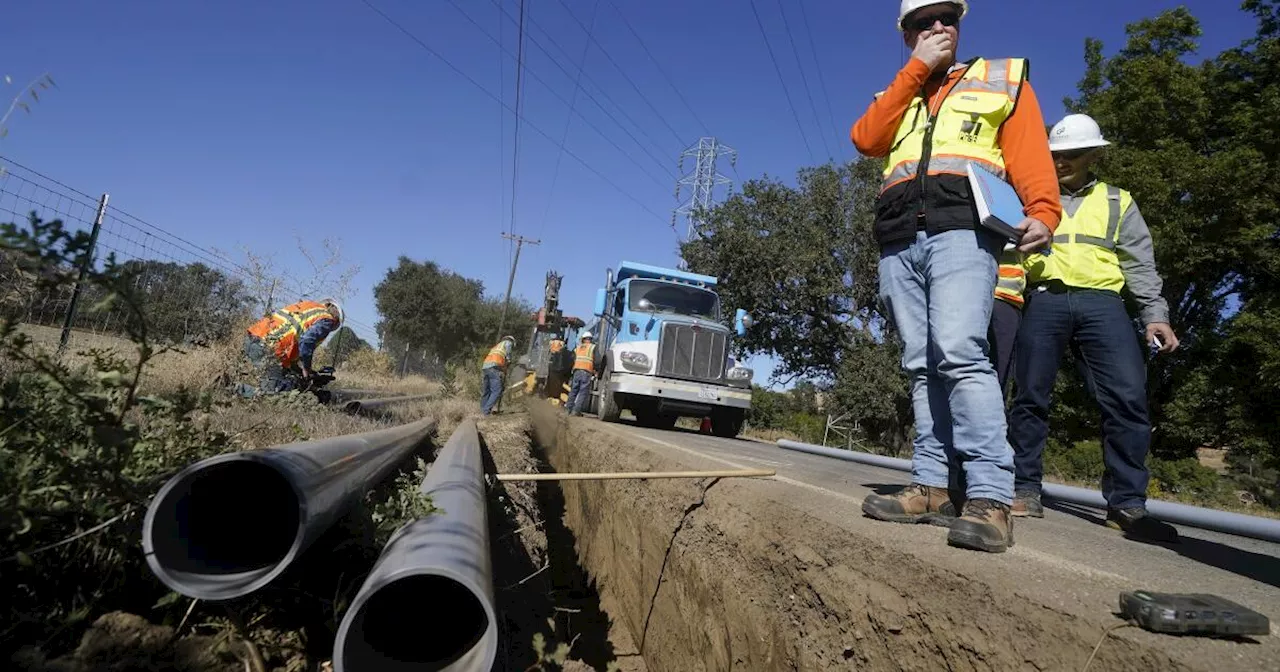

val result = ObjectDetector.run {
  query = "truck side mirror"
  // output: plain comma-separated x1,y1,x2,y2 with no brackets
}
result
735,309,752,337
593,289,607,317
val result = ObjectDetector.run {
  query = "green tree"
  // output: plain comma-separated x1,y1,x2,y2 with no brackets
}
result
1065,2,1280,475
682,159,912,448
374,257,487,363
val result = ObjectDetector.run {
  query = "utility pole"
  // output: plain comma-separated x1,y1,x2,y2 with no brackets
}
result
496,232,540,339
672,137,737,242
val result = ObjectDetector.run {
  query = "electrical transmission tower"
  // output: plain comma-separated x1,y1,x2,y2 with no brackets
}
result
672,137,737,241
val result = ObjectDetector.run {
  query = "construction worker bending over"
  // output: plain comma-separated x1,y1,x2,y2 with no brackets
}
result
1009,114,1180,542
243,298,343,395
566,332,602,416
851,0,1062,554
480,335,515,415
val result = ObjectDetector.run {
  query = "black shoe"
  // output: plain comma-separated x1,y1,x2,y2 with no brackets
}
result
1106,507,1179,543
1011,489,1044,518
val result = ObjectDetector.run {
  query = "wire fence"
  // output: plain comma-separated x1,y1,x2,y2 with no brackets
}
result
0,157,372,353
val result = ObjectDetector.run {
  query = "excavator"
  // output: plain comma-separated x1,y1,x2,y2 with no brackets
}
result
512,271,585,406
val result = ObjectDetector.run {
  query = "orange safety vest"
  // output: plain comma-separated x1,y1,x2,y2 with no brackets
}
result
573,343,596,374
483,341,510,370
994,263,1026,307
247,300,336,368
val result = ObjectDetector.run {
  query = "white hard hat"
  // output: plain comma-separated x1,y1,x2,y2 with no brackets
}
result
898,0,968,31
581,332,593,340
321,298,344,325
1048,114,1112,152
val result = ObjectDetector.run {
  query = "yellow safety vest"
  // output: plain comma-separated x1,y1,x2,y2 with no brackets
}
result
994,249,1026,307
573,343,596,374
482,341,510,370
1025,182,1130,293
881,57,1028,194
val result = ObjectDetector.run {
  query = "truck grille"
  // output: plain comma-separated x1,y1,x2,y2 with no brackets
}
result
657,322,727,382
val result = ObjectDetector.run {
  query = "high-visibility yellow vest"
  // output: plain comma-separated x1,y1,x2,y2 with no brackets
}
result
994,249,1026,307
1025,182,1130,293
247,300,336,367
483,341,510,370
573,343,596,374
881,58,1028,194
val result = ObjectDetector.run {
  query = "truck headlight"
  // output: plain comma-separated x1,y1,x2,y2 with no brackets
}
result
619,351,651,372
727,366,753,382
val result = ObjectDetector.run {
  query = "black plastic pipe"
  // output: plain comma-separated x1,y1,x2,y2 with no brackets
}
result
142,416,439,600
343,394,433,416
335,418,497,671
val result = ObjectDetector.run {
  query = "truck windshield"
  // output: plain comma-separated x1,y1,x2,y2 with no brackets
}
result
628,280,720,320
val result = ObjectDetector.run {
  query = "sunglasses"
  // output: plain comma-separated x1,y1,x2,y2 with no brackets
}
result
908,12,959,31
1052,148,1094,161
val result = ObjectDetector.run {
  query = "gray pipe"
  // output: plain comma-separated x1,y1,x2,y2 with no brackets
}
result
328,388,389,402
142,416,439,601
344,394,433,415
775,439,1280,544
334,417,497,672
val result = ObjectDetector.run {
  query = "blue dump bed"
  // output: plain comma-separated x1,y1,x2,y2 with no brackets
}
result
616,260,717,288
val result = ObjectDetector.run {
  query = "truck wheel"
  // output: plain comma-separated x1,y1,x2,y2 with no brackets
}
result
710,408,745,438
598,367,622,423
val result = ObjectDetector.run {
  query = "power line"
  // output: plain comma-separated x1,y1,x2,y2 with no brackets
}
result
549,0,689,147
448,0,676,186
796,0,846,161
748,0,816,163
509,0,528,241
357,0,669,224
499,0,508,263
539,0,602,233
604,0,712,137
773,0,832,161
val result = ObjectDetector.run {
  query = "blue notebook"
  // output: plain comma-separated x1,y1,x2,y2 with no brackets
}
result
967,162,1049,254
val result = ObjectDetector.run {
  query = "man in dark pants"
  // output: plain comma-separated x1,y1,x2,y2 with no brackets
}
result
990,248,1026,395
1009,114,1180,543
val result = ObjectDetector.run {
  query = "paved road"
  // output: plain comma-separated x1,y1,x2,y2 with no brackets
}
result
596,419,1280,658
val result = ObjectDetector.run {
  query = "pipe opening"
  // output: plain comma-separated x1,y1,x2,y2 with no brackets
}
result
342,575,490,671
150,461,300,577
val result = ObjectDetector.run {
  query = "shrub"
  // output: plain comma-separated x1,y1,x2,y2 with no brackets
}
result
1043,439,1107,485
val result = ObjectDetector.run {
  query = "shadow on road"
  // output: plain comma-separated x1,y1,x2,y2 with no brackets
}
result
1047,500,1280,590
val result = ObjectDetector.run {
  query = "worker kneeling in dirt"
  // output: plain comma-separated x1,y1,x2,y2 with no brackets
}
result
566,332,602,416
481,335,516,415
243,298,343,395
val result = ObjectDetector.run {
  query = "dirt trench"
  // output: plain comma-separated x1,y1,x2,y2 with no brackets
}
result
528,401,1200,672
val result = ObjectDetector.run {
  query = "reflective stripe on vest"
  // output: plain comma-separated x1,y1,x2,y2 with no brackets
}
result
573,343,596,373
247,300,333,366
1026,183,1129,293
994,249,1026,307
483,342,509,369
881,57,1027,194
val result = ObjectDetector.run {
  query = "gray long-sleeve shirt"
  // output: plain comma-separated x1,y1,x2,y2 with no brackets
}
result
1060,180,1171,325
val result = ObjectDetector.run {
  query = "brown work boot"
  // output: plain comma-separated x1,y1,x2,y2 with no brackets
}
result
1011,489,1044,518
947,499,1014,553
862,483,957,525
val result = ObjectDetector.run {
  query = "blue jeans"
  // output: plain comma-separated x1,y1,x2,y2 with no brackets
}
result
567,369,593,414
480,367,503,415
879,229,1013,504
243,335,293,394
1010,285,1151,509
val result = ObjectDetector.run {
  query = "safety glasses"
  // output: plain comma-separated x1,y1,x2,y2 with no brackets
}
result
908,12,959,31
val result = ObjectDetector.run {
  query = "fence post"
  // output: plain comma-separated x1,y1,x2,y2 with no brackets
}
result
57,193,109,356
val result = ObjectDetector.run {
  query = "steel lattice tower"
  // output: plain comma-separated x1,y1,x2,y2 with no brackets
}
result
672,137,737,241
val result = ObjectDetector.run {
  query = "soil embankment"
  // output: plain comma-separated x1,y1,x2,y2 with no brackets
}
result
530,401,1211,671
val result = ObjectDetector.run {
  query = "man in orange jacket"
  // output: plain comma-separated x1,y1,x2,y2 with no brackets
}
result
851,0,1061,553
244,298,343,394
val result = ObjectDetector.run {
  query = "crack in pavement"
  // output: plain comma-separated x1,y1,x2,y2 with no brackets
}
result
639,476,722,653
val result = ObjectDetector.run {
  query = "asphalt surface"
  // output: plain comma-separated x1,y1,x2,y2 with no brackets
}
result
592,418,1280,669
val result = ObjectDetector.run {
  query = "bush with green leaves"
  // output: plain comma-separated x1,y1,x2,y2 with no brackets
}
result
0,213,233,655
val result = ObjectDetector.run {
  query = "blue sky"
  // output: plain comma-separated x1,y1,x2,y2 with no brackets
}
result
1,0,1258,386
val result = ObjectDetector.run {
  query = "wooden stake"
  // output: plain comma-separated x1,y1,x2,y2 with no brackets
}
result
494,468,775,482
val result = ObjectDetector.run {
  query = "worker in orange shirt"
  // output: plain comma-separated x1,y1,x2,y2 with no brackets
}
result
243,298,343,394
851,0,1062,553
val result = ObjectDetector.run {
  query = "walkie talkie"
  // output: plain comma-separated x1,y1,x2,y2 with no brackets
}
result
1119,591,1270,637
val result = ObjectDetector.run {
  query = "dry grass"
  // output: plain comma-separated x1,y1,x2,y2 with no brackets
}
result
742,426,806,443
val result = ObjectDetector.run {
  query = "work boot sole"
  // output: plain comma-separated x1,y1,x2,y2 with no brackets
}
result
1010,509,1044,518
947,527,1013,553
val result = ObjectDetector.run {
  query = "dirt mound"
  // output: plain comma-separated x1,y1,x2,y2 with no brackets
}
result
12,612,250,672
531,402,1197,672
